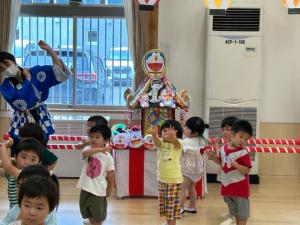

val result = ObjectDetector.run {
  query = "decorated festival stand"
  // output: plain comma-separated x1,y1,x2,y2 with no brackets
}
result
109,49,207,198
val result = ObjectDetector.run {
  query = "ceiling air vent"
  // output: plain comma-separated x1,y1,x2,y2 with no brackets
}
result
213,8,260,32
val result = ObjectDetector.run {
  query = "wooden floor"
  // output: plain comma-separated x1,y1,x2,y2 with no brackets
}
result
0,176,299,225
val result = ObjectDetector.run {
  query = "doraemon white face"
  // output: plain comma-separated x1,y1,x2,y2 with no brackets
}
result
128,131,144,148
142,49,166,78
143,134,155,150
113,133,129,149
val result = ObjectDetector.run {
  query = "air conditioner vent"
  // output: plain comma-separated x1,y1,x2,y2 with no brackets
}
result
213,8,260,32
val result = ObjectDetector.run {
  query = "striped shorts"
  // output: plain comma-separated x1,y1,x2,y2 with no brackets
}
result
158,181,181,220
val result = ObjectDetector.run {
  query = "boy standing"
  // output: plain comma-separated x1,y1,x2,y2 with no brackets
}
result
77,124,115,225
208,120,253,225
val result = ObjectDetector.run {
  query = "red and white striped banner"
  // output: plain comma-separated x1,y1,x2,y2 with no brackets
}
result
208,137,300,146
206,146,300,154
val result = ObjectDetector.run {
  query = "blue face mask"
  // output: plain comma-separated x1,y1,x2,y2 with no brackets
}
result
2,63,19,78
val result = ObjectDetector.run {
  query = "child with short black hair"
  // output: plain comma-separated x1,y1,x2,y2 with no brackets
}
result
148,120,183,225
1,138,43,208
0,165,59,225
77,124,115,225
179,116,208,215
208,119,253,225
77,115,109,150
18,123,58,170
8,175,59,225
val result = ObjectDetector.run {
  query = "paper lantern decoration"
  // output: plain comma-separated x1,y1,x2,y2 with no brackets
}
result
282,0,300,8
203,0,233,9
135,0,160,11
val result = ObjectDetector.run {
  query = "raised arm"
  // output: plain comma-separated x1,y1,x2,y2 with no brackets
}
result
0,138,20,178
165,127,181,150
147,126,161,148
38,40,63,70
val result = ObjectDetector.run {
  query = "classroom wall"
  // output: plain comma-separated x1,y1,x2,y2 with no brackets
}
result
158,0,300,175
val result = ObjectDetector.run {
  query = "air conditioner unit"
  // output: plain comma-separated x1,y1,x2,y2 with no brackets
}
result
204,0,263,184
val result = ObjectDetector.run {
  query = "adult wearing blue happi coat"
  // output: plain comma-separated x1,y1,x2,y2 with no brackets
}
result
0,40,72,153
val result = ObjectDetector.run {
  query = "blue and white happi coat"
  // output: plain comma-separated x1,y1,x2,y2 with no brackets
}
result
0,63,72,139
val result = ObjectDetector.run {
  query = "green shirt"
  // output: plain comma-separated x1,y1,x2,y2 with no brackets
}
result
157,139,183,184
41,146,58,167
5,172,17,208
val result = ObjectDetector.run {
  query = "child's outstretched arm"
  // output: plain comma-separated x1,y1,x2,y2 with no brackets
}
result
106,170,115,197
148,126,161,148
0,138,20,178
82,146,111,157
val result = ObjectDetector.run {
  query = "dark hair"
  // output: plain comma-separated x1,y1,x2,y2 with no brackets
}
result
17,165,59,194
0,52,16,64
89,124,111,140
15,138,43,161
231,120,253,137
185,117,209,137
18,175,59,212
160,120,183,139
19,123,45,146
221,116,239,128
87,115,108,126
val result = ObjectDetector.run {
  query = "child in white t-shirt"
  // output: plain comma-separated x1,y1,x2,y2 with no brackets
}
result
77,124,115,225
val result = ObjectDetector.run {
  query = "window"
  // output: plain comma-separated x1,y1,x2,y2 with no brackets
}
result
15,28,20,40
87,30,98,42
13,1,133,108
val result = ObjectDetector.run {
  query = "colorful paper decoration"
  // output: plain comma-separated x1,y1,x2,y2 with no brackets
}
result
203,0,233,9
142,49,166,79
282,0,300,8
143,134,155,150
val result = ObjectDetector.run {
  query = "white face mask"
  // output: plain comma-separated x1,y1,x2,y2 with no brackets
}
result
2,64,19,78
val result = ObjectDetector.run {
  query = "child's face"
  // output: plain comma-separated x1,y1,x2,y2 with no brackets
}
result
221,125,232,141
86,121,96,134
89,132,107,148
230,131,250,148
183,126,192,138
16,151,40,170
20,195,50,225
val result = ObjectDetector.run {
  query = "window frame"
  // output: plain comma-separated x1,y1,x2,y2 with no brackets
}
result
18,3,129,111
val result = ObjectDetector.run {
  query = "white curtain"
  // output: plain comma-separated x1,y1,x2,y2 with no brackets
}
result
8,0,22,50
124,0,148,91
124,0,135,66
0,0,21,51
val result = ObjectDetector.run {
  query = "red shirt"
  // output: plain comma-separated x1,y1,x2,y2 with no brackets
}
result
218,144,252,198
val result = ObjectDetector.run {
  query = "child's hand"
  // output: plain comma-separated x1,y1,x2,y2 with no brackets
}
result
206,149,217,160
147,126,158,136
164,127,177,141
4,138,13,148
231,161,239,168
75,138,89,149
